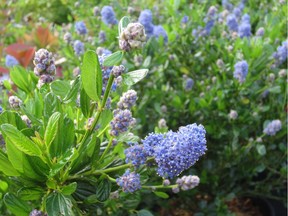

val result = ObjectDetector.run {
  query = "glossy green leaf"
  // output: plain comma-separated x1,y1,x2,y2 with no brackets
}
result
118,16,131,36
4,193,32,216
137,209,154,216
80,87,91,118
44,112,61,147
1,124,42,157
62,182,77,195
46,192,74,216
18,187,44,201
122,69,149,86
256,145,266,156
0,111,27,130
81,50,102,102
0,151,20,176
10,66,32,93
95,178,111,202
50,80,71,99
63,76,81,104
153,191,169,199
44,93,62,125
103,51,123,67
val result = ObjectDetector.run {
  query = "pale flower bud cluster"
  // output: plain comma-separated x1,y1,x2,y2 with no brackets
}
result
119,23,146,52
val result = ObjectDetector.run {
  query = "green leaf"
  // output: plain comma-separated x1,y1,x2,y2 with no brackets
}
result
153,191,169,199
44,93,62,125
62,182,77,195
0,111,27,130
81,50,102,102
44,112,61,147
46,192,74,216
137,209,154,216
0,180,8,192
103,51,123,67
256,145,266,156
10,66,32,93
95,178,111,202
1,124,42,157
50,80,71,99
4,193,32,216
118,16,131,36
122,69,149,86
18,187,44,201
80,88,91,118
0,151,20,176
268,86,281,94
63,76,81,104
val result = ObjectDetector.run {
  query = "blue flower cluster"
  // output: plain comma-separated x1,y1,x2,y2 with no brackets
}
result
117,90,138,109
138,9,168,42
73,40,84,56
112,65,125,78
233,60,248,83
116,169,141,193
142,124,207,178
101,6,118,26
226,14,238,32
184,77,194,91
98,30,106,44
124,143,147,168
5,55,19,67
110,109,136,136
9,96,22,108
238,13,251,38
181,15,189,24
29,209,46,216
263,120,282,136
175,175,200,191
272,41,288,67
75,21,88,35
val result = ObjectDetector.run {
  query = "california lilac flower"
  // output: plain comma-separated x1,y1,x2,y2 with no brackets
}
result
93,6,100,16
21,115,31,128
175,175,200,191
116,169,141,193
75,21,87,35
143,124,207,178
238,22,251,38
101,6,118,25
5,55,19,67
222,0,233,11
73,40,84,56
138,9,154,37
233,7,242,18
142,133,164,157
110,109,136,136
229,110,238,120
112,65,125,78
63,32,72,44
9,96,22,108
158,118,167,128
153,25,168,43
226,14,238,32
181,15,189,24
29,209,47,216
98,30,106,43
233,60,248,83
163,179,170,186
241,14,250,23
96,47,112,56
272,41,288,67
125,143,147,168
119,23,146,51
0,106,3,114
255,27,265,36
117,90,138,109
263,120,282,136
184,77,194,91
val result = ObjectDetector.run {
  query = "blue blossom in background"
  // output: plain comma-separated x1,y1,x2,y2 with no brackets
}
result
101,6,118,25
272,41,288,67
138,9,154,37
153,25,168,43
73,40,84,56
226,14,238,32
238,22,251,38
98,30,106,43
117,90,138,110
125,143,147,168
222,0,233,11
116,169,141,193
241,14,250,23
75,21,87,35
110,109,136,136
181,15,189,24
143,124,207,178
0,106,3,114
184,77,194,91
5,55,19,67
263,120,282,136
233,60,248,83
112,65,125,78
233,7,242,18
256,27,265,36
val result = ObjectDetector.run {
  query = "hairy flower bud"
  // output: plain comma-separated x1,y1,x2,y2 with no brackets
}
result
9,96,22,108
119,23,146,52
